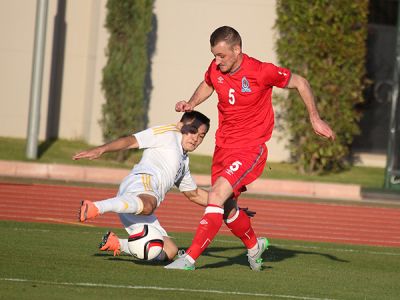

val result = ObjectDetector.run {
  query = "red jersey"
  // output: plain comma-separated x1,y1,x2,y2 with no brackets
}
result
204,54,291,148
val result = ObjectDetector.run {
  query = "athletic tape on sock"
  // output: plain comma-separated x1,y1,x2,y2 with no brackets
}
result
225,209,240,224
135,197,144,215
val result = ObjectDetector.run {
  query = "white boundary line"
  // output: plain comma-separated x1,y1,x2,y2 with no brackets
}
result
1,278,336,300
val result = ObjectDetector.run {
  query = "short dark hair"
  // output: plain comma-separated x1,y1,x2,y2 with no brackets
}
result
210,26,242,48
180,111,210,134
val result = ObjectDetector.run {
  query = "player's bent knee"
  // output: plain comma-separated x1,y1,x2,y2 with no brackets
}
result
138,194,157,215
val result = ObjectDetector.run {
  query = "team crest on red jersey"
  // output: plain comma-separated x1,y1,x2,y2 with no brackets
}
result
241,77,251,92
217,76,224,84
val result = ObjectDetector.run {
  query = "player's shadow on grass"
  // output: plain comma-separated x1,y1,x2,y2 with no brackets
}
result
93,253,169,266
93,244,349,269
266,245,349,263
198,244,349,269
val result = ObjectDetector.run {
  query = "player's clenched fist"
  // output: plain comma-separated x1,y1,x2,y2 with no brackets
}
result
175,101,194,112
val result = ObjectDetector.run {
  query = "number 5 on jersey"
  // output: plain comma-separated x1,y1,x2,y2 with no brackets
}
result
229,88,235,105
226,160,242,175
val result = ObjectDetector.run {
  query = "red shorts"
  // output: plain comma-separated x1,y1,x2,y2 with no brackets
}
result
211,144,268,198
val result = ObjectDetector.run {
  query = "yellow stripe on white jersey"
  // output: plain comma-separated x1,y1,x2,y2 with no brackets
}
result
152,124,179,135
141,174,153,192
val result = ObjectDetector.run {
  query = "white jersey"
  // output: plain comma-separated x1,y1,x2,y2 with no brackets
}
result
125,124,197,201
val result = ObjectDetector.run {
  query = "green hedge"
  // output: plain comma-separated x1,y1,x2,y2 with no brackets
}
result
101,0,153,160
275,1,368,173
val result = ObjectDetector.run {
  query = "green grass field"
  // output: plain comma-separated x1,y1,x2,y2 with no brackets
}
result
1,220,399,300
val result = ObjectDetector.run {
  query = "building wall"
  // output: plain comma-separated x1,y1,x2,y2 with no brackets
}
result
0,0,290,161
0,0,107,145
149,0,289,160
0,0,41,140
0,0,382,166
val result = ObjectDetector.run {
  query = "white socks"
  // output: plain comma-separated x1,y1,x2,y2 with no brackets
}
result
119,238,131,255
94,194,143,214
186,255,195,264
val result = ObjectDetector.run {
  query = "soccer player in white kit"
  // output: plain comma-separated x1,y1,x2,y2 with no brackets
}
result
73,111,210,261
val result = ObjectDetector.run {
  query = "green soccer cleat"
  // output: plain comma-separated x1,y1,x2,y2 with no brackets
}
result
164,252,195,270
247,237,269,271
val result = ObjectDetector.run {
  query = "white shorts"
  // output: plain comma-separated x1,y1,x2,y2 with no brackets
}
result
117,173,162,206
117,173,167,236
118,213,168,237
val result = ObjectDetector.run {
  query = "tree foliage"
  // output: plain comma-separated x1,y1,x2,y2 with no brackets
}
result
101,0,153,161
275,1,369,173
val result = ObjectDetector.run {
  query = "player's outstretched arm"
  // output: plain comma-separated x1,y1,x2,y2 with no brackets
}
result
286,73,336,140
175,81,214,112
72,135,139,161
182,188,209,207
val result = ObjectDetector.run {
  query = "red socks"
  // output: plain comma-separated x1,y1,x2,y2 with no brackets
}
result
225,209,257,249
186,204,223,260
186,205,257,261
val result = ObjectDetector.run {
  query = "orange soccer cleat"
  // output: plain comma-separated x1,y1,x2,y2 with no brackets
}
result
79,200,100,222
99,231,121,256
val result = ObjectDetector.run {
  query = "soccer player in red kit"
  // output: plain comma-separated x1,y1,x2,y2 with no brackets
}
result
165,26,335,271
